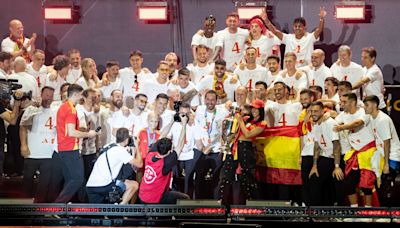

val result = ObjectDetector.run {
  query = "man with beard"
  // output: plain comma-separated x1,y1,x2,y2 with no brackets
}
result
151,93,175,132
265,55,281,86
298,89,316,206
300,49,332,95
187,45,215,84
308,101,341,206
20,87,57,202
195,59,240,103
142,61,170,104
261,7,326,67
194,90,228,198
99,89,124,147
1,19,36,61
100,60,122,101
66,49,82,84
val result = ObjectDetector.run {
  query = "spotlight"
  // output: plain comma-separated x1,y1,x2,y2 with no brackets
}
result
43,5,80,23
137,1,169,22
235,0,267,20
335,0,371,22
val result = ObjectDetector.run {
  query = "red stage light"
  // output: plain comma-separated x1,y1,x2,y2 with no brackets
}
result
237,7,265,20
138,7,168,20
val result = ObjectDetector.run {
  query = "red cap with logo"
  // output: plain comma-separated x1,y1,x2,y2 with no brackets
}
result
250,99,265,109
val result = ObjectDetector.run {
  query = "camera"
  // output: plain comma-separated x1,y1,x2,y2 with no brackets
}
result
127,136,135,147
106,186,122,204
173,100,183,122
0,79,32,100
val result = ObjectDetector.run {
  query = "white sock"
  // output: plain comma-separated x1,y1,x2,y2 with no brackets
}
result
350,204,358,207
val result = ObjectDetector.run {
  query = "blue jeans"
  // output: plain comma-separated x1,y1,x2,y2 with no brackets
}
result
54,150,85,203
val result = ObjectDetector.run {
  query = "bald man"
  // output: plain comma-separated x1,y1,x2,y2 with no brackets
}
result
1,19,36,61
299,49,332,95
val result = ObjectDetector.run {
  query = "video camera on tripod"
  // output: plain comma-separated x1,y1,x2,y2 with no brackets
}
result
0,78,32,100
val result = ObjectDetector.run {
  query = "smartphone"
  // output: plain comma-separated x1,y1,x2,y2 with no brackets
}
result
95,126,102,132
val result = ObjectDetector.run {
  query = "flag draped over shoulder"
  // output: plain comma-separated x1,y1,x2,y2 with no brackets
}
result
255,125,302,185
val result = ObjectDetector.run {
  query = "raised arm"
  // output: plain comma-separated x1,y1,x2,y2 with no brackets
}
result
314,7,327,39
260,9,283,40
175,115,188,157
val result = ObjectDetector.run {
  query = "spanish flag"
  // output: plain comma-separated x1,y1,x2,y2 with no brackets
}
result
255,125,302,185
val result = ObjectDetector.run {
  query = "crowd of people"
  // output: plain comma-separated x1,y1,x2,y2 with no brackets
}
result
0,7,399,209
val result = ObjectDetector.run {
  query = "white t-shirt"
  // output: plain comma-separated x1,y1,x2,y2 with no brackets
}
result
100,77,123,100
1,37,31,53
168,123,200,161
313,118,340,158
300,64,332,94
274,71,308,97
282,32,318,67
109,110,149,140
76,104,99,155
86,145,133,187
26,63,48,91
159,109,175,132
195,74,241,102
233,65,267,90
195,105,229,153
363,64,386,109
301,126,315,156
141,78,169,104
76,77,96,90
100,107,118,147
216,28,249,71
186,63,214,84
368,111,400,162
270,102,303,127
45,73,67,101
66,67,82,84
191,32,219,56
266,71,280,87
335,108,375,151
245,34,281,65
22,106,57,159
120,68,154,98
168,82,200,107
8,72,39,100
330,62,363,97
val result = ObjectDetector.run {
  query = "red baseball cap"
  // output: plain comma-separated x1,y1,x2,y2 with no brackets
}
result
250,99,265,109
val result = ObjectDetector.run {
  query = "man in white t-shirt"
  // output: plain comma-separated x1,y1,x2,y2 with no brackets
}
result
353,47,386,110
100,60,123,101
234,47,267,97
66,49,82,84
0,51,12,79
142,61,170,104
262,7,326,67
330,45,363,98
86,128,142,204
1,19,36,61
151,93,175,132
186,45,214,84
26,49,48,91
300,49,331,93
334,92,380,208
45,55,70,101
118,51,154,104
166,103,203,197
191,15,219,64
319,77,340,110
9,57,39,100
363,95,400,206
194,90,228,198
308,101,342,206
100,90,123,147
271,81,303,127
195,59,241,103
214,12,249,71
274,52,308,101
168,68,200,109
20,86,57,203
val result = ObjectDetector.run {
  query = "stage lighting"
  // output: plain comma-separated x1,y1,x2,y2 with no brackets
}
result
335,1,366,20
137,1,168,21
43,5,81,23
235,0,267,20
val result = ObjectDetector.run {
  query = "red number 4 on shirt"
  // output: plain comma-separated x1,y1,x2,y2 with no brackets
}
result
232,42,240,53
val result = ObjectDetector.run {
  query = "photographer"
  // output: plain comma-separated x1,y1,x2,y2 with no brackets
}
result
86,128,142,204
138,115,191,204
0,90,22,177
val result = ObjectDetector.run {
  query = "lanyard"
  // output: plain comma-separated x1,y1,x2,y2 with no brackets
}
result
205,108,216,138
146,128,156,147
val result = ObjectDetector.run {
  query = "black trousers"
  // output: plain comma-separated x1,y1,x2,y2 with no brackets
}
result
217,141,259,205
194,152,222,199
0,137,5,175
301,156,313,206
23,158,53,203
82,153,96,181
173,149,202,198
308,157,335,206
6,113,24,175
48,152,64,202
334,155,346,206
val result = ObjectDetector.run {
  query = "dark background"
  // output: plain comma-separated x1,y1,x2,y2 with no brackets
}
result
0,0,399,83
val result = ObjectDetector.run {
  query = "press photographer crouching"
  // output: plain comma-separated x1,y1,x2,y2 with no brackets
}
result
86,128,142,204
